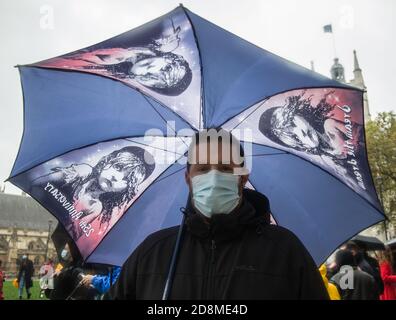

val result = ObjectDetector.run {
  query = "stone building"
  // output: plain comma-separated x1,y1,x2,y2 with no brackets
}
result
0,192,57,275
329,51,395,241
330,50,371,122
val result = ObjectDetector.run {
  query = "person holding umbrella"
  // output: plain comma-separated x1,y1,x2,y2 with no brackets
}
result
0,260,4,300
107,128,329,300
7,5,386,298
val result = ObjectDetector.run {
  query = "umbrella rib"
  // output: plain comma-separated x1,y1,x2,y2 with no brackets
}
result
124,138,186,156
182,6,205,129
215,87,384,220
23,65,199,131
217,86,363,130
249,142,386,219
227,98,269,132
183,9,358,93
140,93,191,148
245,152,286,158
152,166,187,185
320,218,386,267
84,154,186,263
7,134,171,181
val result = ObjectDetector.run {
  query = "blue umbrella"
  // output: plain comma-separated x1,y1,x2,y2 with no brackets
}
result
8,5,384,267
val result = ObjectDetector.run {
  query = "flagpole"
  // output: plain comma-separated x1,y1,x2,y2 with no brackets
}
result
324,24,337,58
331,31,337,58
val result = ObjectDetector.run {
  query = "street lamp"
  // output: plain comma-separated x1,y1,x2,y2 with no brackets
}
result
44,220,53,261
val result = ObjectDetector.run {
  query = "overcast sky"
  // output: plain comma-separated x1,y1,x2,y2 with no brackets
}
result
1,0,395,194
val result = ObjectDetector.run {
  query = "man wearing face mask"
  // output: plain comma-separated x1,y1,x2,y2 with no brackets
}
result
108,128,328,300
50,244,100,300
50,244,77,300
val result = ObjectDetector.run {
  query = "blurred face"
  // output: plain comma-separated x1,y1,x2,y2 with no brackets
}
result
98,164,128,193
185,139,249,218
130,57,186,88
273,109,319,151
185,141,248,193
131,57,168,75
61,246,70,261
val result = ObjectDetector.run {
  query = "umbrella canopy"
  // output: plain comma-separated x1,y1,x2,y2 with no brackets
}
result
8,5,384,266
352,235,385,251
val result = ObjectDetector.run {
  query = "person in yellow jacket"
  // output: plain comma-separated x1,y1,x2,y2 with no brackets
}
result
319,264,341,300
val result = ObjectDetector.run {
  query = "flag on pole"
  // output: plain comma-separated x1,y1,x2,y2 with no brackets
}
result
323,24,333,33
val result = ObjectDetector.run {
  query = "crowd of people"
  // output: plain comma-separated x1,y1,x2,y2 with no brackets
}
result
321,241,396,300
0,238,394,301
0,226,121,301
0,250,120,300
1,240,394,300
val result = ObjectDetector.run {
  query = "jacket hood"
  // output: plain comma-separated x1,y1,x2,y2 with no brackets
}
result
242,188,271,224
319,264,327,278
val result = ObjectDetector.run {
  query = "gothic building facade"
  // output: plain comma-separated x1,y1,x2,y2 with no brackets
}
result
0,192,57,275
328,51,395,242
330,50,371,122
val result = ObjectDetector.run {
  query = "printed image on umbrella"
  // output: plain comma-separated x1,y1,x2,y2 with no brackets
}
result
7,5,385,267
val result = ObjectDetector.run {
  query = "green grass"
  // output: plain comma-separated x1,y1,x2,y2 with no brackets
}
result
3,280,48,300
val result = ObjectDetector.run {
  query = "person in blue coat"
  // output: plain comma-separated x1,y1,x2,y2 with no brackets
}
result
81,266,121,295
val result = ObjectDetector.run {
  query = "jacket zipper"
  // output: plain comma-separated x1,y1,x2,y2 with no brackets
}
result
206,239,216,299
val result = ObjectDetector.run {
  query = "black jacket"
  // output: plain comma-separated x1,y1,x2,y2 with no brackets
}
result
18,259,34,289
49,262,107,300
364,254,384,296
330,267,377,300
108,189,329,300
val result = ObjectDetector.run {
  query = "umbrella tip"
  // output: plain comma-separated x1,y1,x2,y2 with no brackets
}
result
179,3,184,7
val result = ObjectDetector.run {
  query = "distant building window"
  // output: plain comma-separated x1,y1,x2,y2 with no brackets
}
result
28,241,35,250
0,236,8,251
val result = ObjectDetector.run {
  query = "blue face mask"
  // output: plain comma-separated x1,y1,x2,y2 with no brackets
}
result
191,170,241,218
61,249,69,260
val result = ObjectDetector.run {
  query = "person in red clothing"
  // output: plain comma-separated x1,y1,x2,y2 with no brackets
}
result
0,260,5,300
378,247,396,300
